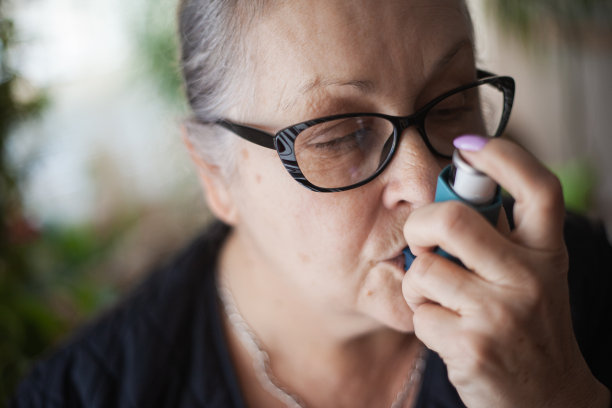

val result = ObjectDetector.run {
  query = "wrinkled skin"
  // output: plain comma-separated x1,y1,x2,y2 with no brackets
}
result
189,0,611,406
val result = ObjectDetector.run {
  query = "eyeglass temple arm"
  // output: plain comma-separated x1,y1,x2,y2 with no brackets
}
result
477,69,516,137
478,68,515,94
217,120,276,149
477,69,494,78
497,80,515,136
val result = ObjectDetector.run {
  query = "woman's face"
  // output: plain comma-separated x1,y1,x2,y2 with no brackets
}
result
224,0,475,332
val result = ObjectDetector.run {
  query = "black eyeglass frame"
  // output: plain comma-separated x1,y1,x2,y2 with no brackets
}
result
214,69,515,192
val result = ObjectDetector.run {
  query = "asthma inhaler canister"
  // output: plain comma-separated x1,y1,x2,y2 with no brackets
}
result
403,150,503,270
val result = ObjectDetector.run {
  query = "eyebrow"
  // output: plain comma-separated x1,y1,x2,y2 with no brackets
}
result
299,77,375,95
281,38,473,111
279,77,375,111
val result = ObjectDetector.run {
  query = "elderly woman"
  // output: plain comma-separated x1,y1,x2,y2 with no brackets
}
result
11,0,612,407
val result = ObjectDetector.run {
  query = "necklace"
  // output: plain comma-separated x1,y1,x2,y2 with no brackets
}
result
218,283,427,408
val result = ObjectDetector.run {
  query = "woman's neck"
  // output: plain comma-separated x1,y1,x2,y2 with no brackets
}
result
218,228,423,407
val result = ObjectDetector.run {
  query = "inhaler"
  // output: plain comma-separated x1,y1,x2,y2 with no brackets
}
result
403,150,502,270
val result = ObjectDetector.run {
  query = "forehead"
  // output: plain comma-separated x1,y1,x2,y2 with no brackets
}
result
245,0,473,124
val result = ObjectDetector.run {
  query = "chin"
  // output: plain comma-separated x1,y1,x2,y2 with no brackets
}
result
357,294,416,333
355,264,414,332
378,309,416,333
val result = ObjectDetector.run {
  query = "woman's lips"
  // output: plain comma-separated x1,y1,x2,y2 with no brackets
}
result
386,253,406,271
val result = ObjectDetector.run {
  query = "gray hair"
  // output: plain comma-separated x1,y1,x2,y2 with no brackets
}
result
178,0,268,177
177,0,473,177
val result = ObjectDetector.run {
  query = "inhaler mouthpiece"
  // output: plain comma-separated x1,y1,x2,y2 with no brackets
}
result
450,150,497,205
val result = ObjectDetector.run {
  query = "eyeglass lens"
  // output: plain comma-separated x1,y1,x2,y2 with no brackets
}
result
294,83,505,189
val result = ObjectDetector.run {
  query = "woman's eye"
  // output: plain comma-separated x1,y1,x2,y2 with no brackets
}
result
311,128,370,151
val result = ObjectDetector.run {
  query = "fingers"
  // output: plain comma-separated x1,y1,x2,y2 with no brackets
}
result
460,138,565,251
401,138,576,408
411,302,461,354
403,200,519,284
402,251,485,315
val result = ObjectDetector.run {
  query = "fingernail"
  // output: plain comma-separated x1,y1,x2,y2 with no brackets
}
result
453,134,489,152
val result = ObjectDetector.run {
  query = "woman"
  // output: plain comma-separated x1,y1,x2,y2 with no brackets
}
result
11,0,612,407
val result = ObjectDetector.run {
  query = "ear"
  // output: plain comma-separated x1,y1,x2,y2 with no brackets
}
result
181,125,239,225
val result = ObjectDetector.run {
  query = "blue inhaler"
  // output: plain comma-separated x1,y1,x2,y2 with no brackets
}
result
403,150,502,270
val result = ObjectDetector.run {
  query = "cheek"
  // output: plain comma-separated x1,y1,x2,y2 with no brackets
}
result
233,145,416,328
234,145,379,280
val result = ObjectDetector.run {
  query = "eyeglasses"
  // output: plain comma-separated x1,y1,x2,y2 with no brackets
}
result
213,70,515,192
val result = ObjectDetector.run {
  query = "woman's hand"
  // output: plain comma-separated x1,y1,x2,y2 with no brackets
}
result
401,138,611,408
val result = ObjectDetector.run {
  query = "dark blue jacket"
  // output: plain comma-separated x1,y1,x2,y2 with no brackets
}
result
10,210,612,407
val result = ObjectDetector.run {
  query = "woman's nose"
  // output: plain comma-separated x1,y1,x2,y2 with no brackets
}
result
379,127,442,210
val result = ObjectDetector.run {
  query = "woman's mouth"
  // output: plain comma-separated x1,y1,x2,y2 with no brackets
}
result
386,253,406,271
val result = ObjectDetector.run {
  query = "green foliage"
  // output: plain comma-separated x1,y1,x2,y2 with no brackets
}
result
0,5,124,402
1,8,46,400
1,15,47,220
486,0,612,43
1,222,126,402
2,0,196,398
551,159,597,214
487,0,607,215
133,0,186,108
0,0,195,399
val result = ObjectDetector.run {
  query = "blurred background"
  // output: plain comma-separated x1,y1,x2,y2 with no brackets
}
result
1,0,611,402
